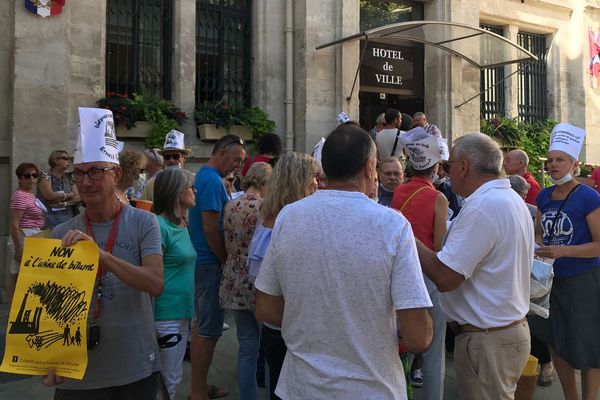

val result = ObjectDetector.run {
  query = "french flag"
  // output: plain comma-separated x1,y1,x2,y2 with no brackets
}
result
24,0,64,18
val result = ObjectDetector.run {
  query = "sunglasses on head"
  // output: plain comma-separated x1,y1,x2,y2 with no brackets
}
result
22,173,39,179
163,153,181,161
220,137,245,150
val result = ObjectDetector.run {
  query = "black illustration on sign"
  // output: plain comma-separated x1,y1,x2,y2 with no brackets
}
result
9,281,88,350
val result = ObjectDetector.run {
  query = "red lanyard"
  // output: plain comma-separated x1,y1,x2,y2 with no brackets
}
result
85,204,123,320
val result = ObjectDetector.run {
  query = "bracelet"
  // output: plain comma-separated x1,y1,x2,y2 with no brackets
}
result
61,192,67,200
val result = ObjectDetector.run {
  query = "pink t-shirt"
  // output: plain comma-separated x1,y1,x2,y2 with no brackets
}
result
10,190,45,229
592,167,600,194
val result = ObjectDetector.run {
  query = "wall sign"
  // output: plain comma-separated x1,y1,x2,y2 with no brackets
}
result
360,41,424,96
25,0,64,18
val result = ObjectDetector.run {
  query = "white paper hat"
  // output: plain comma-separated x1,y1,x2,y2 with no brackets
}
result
438,137,449,161
549,123,585,159
398,127,429,148
160,130,192,155
312,137,326,163
73,107,120,164
405,135,444,170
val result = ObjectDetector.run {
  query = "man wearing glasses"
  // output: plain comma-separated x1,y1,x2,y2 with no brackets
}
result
188,134,246,400
141,130,191,201
416,133,534,399
44,108,164,398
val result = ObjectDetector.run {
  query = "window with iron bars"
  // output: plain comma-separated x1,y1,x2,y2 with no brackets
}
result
517,32,548,123
106,0,173,98
480,24,506,120
196,0,252,107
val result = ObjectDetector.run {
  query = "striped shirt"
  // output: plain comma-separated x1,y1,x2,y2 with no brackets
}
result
11,189,45,229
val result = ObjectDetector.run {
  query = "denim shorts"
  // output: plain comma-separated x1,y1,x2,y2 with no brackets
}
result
195,262,225,338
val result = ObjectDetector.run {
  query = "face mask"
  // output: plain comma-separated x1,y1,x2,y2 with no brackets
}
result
165,164,181,171
549,172,573,186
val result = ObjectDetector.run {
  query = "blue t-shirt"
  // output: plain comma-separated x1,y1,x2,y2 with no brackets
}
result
537,184,600,278
155,216,196,320
189,165,229,265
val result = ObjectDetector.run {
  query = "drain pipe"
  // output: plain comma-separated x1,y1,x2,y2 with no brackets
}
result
284,0,294,152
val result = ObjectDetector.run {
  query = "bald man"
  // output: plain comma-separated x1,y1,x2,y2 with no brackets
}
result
503,149,540,205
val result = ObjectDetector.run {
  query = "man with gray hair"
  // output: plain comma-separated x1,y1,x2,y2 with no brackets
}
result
414,112,442,137
416,133,534,399
504,149,540,205
377,156,404,207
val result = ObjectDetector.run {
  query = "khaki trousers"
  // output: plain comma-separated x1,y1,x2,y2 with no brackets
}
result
454,320,530,400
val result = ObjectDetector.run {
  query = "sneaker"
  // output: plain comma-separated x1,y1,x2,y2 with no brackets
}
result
537,362,554,386
410,368,423,388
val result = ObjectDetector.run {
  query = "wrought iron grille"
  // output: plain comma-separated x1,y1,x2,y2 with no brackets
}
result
106,0,173,98
196,0,252,107
517,32,548,123
480,24,506,120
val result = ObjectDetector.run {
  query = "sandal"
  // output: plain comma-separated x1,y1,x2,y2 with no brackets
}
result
208,385,229,399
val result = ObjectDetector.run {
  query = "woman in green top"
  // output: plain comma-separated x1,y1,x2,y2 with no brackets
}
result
152,168,197,400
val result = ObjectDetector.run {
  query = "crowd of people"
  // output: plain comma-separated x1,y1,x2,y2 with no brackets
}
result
6,105,600,400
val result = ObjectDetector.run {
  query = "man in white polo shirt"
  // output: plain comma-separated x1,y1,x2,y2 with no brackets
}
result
416,133,534,400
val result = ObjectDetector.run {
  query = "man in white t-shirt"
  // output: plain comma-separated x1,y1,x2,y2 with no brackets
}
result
375,108,404,159
416,133,534,400
255,124,433,400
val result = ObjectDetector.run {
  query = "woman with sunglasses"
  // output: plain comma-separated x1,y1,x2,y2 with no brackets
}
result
247,153,321,400
9,163,46,303
152,168,197,400
37,150,80,228
117,149,148,204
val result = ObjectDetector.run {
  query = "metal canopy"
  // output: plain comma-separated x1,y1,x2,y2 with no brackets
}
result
316,20,538,69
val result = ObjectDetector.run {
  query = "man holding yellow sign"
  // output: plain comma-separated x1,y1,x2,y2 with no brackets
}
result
37,107,163,399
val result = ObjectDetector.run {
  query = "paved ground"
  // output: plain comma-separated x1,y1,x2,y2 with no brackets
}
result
0,303,571,399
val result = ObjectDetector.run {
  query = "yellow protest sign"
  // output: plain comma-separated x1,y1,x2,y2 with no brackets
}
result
0,237,98,379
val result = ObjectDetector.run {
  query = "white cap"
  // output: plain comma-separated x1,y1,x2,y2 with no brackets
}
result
73,107,120,165
549,123,585,159
405,135,444,170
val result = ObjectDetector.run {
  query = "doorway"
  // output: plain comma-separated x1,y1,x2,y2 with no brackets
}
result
359,91,424,131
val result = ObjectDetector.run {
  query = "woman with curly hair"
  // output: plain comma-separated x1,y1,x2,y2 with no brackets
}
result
117,149,147,204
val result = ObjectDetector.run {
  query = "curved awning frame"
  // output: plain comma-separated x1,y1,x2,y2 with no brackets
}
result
316,21,539,107
316,20,538,69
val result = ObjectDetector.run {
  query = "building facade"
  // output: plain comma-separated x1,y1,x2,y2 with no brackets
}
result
0,0,598,295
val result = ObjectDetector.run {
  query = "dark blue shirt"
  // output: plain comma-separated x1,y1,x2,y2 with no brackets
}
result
189,165,229,265
537,184,600,278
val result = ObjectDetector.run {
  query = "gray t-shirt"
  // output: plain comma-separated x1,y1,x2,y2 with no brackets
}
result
52,205,162,390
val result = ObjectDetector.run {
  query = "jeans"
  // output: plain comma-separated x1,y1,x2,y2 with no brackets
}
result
262,325,286,400
232,310,261,400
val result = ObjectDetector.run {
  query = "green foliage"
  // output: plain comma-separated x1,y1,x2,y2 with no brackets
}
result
98,91,187,149
195,100,276,144
481,117,557,184
360,1,417,31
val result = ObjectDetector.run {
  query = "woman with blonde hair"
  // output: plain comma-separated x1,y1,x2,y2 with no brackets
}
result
37,149,80,228
219,162,272,400
117,149,147,204
247,152,321,400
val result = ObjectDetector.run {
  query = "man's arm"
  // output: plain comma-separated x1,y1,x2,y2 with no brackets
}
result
396,308,433,353
61,230,164,297
416,240,464,292
201,210,227,265
255,290,284,327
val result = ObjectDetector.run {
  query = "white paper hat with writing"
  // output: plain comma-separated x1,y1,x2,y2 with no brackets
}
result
549,123,586,159
403,127,443,170
312,137,326,163
73,107,120,164
160,130,192,155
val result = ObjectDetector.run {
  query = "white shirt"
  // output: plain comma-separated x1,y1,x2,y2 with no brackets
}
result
255,190,432,400
437,179,533,328
375,128,404,158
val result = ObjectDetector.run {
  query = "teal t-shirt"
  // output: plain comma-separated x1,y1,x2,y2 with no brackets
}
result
155,215,196,320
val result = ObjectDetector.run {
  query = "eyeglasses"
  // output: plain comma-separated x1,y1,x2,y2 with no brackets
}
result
71,167,115,182
187,185,197,193
21,173,39,180
163,153,181,161
57,156,70,162
441,161,455,174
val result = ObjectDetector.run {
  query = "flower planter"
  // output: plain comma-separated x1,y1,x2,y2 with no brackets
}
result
197,124,253,141
116,121,153,139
